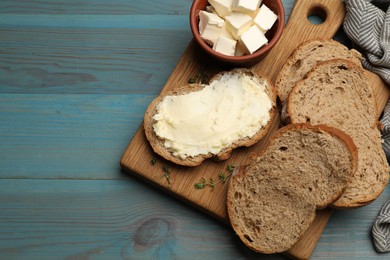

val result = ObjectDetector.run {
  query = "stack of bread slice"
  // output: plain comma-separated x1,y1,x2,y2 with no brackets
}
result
227,123,358,253
275,38,389,208
227,38,389,254
286,58,389,207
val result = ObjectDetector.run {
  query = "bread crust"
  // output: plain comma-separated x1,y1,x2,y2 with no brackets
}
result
143,68,276,167
227,123,358,254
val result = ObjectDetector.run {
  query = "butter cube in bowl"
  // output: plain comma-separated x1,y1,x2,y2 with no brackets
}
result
190,0,285,66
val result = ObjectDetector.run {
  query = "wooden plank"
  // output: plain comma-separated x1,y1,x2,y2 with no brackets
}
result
120,0,390,259
0,178,388,259
0,179,285,259
0,26,191,94
0,94,153,179
0,15,189,29
0,0,191,15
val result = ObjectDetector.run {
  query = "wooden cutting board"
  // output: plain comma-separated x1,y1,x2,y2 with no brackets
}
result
121,0,390,259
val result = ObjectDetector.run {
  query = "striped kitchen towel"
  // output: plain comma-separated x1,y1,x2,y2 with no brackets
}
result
343,0,390,85
372,200,390,252
382,101,390,163
343,0,390,253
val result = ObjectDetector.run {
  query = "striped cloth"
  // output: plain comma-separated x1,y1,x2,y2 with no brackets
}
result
372,200,390,252
343,0,390,85
382,102,390,163
343,0,390,253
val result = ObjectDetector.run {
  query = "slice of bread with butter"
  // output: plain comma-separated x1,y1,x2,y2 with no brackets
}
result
144,68,276,167
227,123,358,254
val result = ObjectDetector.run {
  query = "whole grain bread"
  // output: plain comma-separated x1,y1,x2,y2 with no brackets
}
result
287,59,389,208
227,123,358,254
275,38,362,105
144,68,276,167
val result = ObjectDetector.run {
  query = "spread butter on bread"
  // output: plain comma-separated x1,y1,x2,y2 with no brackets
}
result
144,68,276,166
227,123,358,254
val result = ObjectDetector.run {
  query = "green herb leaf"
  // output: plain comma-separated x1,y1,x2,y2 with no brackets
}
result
188,78,196,84
218,172,227,183
194,165,235,191
226,165,236,174
150,157,157,166
194,177,206,189
162,165,170,173
209,178,216,191
161,165,171,188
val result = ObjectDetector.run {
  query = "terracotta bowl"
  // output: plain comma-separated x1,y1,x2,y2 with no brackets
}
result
190,0,285,67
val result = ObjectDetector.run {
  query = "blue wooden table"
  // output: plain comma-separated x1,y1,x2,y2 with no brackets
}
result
1,0,389,259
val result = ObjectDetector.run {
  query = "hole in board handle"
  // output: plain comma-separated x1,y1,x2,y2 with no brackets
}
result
307,5,327,25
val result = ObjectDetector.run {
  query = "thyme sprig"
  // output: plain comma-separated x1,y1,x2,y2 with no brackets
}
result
161,165,172,188
150,157,157,166
150,157,172,188
226,164,236,174
194,177,207,190
194,165,235,191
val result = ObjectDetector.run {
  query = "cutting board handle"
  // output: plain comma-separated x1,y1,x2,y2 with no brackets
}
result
288,0,346,37
255,0,346,82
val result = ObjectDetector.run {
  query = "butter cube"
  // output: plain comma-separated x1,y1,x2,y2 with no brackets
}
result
199,10,225,33
220,26,235,40
225,12,253,40
232,0,262,14
208,0,233,17
199,10,226,45
254,4,277,32
213,36,237,56
239,24,268,54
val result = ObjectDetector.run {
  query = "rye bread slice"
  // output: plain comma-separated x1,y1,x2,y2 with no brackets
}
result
287,59,389,207
144,68,276,167
227,123,358,254
275,38,362,106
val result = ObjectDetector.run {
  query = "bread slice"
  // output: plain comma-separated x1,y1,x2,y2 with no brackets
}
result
227,123,358,254
275,38,362,105
144,68,276,167
287,59,389,208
